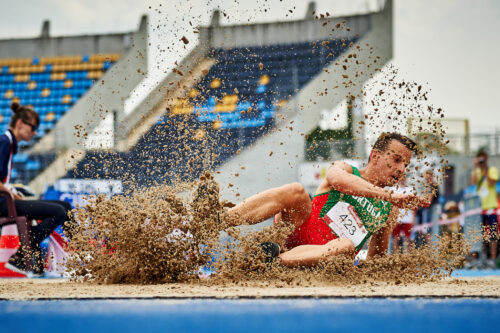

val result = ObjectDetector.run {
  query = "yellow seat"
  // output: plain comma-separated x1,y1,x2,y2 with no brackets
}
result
45,112,56,122
4,90,14,99
192,129,206,141
89,53,120,63
188,88,199,99
51,64,63,72
259,74,270,85
50,72,66,80
61,95,72,104
41,88,51,97
30,65,45,73
11,58,31,67
212,121,222,130
92,62,104,70
210,78,221,89
8,66,19,74
64,79,73,88
89,54,118,63
66,64,78,71
277,99,287,108
171,98,193,115
215,94,238,112
39,57,52,65
78,63,98,71
87,71,102,79
27,81,37,90
69,55,81,64
14,74,29,82
89,55,102,63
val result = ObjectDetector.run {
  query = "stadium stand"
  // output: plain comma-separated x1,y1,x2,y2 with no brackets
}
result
0,3,392,202
67,38,357,186
0,53,120,184
0,16,147,194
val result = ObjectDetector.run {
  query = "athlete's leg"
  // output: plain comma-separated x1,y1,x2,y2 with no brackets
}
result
226,182,311,227
278,238,355,267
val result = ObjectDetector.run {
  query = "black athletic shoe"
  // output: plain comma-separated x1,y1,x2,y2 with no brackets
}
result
260,242,281,263
5,253,29,276
5,253,43,277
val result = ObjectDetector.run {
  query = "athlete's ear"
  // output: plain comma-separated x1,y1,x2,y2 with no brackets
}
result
369,149,379,164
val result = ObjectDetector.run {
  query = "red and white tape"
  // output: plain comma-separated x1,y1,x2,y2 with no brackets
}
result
412,207,488,233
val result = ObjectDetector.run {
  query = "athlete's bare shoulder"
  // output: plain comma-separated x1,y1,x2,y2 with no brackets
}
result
315,161,354,194
328,161,354,174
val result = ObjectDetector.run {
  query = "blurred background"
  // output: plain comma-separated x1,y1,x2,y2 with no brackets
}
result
0,0,499,275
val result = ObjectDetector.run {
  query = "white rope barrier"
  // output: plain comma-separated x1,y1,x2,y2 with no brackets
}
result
411,207,487,233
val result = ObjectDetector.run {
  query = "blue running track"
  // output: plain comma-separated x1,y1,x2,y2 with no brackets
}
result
1,297,499,333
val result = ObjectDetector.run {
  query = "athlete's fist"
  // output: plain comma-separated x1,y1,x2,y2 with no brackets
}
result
389,192,419,209
417,194,433,208
389,192,431,209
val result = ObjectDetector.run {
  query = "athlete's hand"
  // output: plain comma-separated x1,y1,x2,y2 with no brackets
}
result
417,194,433,208
389,192,432,209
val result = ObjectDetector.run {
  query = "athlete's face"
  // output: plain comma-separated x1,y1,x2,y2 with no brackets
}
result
371,140,412,186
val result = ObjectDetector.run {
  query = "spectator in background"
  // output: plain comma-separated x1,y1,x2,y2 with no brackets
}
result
470,150,498,269
392,176,417,253
415,169,440,248
0,102,73,276
440,201,461,237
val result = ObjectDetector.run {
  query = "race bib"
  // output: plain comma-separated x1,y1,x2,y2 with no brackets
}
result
322,201,368,248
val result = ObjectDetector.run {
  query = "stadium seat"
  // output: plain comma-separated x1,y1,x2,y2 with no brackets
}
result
0,53,121,183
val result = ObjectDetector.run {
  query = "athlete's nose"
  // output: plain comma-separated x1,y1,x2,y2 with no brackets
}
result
397,163,406,176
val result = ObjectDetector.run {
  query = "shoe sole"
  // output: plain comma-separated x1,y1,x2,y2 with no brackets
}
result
5,262,29,276
4,263,43,278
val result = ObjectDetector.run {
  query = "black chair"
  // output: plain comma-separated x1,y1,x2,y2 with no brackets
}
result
0,190,32,272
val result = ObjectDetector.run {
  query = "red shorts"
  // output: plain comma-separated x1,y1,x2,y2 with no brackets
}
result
392,223,412,238
281,193,338,249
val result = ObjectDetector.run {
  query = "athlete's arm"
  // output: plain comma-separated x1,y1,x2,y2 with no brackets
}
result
325,162,390,199
325,162,421,208
366,207,398,258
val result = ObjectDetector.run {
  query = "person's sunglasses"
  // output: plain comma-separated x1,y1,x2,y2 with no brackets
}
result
22,120,38,132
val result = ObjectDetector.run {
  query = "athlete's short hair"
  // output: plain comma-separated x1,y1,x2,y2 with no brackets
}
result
372,132,419,155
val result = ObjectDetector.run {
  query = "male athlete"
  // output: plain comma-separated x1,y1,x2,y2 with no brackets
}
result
224,132,431,267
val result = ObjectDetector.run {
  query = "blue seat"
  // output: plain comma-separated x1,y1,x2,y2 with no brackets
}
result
25,160,41,171
13,153,29,163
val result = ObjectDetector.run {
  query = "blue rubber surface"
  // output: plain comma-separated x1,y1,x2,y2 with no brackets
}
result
1,298,499,333
451,269,500,277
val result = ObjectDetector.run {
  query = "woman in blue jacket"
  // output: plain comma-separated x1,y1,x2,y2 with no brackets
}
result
1,102,72,276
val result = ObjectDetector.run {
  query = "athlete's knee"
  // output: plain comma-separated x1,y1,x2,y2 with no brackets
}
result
325,238,355,256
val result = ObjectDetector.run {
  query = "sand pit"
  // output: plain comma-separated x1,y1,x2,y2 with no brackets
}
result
1,277,499,300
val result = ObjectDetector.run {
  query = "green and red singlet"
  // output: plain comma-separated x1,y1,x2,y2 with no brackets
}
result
285,166,393,252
